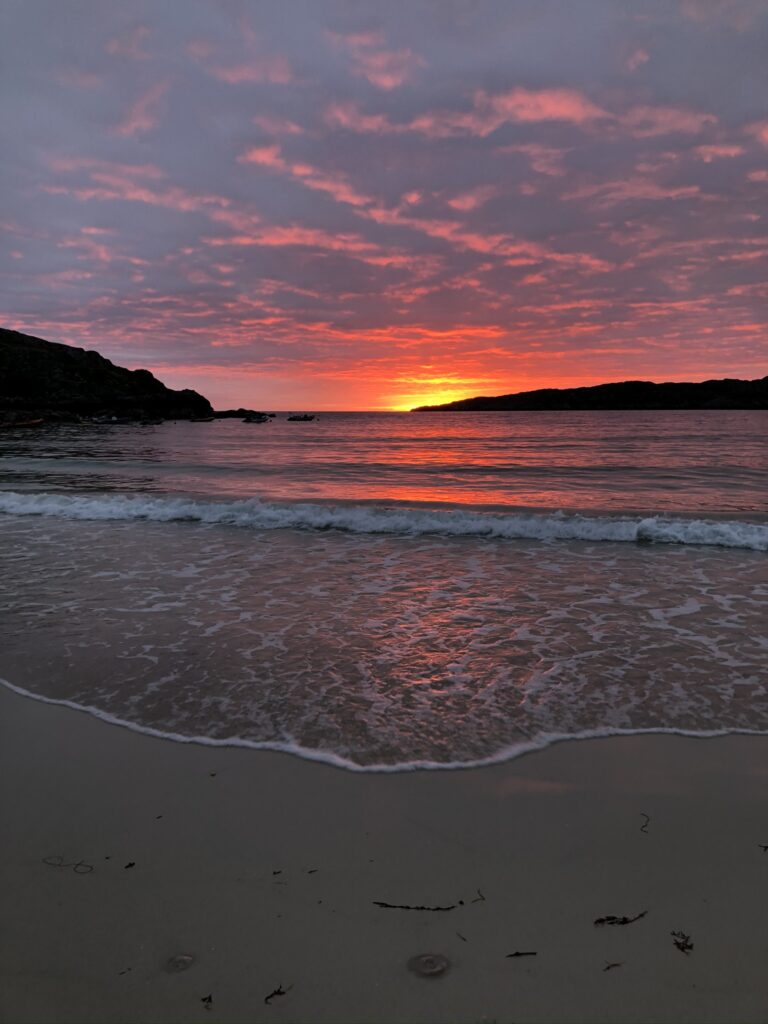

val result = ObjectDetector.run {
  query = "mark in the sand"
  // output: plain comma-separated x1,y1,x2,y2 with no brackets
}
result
118,967,132,976
307,868,318,874
209,772,217,778
471,888,486,903
407,953,450,978
603,961,623,972
758,844,768,853
201,993,213,1010
506,951,537,959
272,870,282,875
640,813,650,834
124,862,136,870
374,900,459,912
42,856,94,874
155,815,163,820
594,911,647,927
456,932,467,942
264,984,291,1004
166,954,195,973
671,930,693,955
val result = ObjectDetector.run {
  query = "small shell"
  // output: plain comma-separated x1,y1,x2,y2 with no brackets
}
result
407,953,450,978
166,954,195,973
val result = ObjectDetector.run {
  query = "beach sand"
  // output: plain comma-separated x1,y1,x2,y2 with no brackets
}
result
1,684,766,1024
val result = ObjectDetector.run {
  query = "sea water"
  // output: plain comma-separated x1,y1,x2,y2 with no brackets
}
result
1,410,766,769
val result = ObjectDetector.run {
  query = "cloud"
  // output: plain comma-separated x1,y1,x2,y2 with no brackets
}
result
114,80,169,137
563,177,704,206
446,186,498,211
620,105,717,137
329,30,424,90
238,144,372,206
252,114,303,135
326,87,608,139
746,120,768,145
105,25,150,59
694,144,744,160
209,57,293,84
499,143,567,176
625,47,650,73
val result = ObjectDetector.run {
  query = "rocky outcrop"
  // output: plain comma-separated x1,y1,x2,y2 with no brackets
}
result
0,327,214,422
413,377,768,412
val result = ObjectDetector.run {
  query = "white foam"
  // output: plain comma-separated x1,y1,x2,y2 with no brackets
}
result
0,491,766,550
2,675,765,774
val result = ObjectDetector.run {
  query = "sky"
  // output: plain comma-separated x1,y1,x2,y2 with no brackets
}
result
1,1,767,411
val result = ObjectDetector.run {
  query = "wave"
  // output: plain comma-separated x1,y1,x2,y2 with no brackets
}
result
2,676,766,774
0,490,766,550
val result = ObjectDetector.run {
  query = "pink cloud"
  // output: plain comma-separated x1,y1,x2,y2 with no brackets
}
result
625,47,650,73
746,120,768,145
499,143,567,176
681,0,764,30
105,25,150,59
210,57,292,84
564,176,704,205
446,185,498,211
694,144,745,161
330,30,424,90
47,158,231,215
747,169,768,181
239,145,372,206
114,81,169,137
49,156,165,179
621,105,717,136
326,87,608,139
324,101,395,134
252,114,303,135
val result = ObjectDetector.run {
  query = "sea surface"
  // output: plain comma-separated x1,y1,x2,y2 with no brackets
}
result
1,410,766,770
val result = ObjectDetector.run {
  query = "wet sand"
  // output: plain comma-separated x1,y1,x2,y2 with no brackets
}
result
0,683,766,1024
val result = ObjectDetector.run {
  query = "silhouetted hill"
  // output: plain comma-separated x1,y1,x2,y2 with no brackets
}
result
0,327,213,422
413,377,768,412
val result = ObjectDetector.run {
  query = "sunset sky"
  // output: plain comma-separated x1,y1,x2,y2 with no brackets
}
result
1,1,767,410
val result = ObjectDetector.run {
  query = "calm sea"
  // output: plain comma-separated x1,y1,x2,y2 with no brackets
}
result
1,411,766,769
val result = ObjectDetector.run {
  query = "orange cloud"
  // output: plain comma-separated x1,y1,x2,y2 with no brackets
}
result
114,81,169,137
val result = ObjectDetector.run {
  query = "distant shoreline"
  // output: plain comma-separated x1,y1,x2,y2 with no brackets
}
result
412,376,768,412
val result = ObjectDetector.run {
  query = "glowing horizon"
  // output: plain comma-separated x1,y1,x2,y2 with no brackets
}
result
2,1,766,411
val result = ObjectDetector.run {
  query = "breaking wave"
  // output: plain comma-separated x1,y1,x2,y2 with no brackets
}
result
0,490,766,550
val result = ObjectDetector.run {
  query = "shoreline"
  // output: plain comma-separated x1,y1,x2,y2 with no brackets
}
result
1,685,766,1022
2,675,768,774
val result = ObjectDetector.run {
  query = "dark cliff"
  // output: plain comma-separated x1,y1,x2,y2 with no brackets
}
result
0,328,213,421
413,377,768,412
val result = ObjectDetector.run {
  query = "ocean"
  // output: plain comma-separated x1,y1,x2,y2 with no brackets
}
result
1,410,766,770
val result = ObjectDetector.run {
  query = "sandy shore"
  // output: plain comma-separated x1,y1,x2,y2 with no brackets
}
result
0,685,766,1024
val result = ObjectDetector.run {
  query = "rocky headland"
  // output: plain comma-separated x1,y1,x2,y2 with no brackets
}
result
0,327,213,423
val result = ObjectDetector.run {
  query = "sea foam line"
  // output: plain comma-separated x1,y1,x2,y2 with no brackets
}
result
0,491,766,550
1,676,766,774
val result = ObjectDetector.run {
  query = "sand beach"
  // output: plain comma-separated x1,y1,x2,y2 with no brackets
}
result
1,684,766,1024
